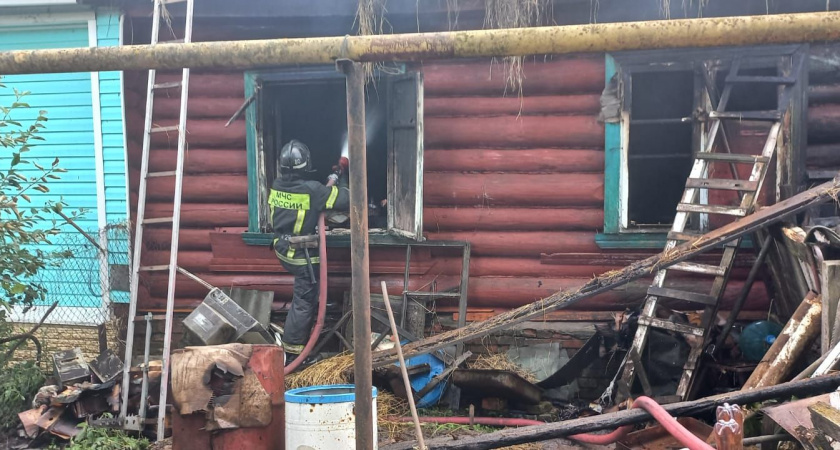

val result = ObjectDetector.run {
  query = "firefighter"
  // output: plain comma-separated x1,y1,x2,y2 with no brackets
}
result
271,139,349,364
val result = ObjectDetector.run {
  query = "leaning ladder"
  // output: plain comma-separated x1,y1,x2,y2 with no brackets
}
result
119,0,195,438
618,50,804,402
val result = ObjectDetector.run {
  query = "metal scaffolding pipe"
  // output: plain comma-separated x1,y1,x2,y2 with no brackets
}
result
339,59,375,450
1,12,840,74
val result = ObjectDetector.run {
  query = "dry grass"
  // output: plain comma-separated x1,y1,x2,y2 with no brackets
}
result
482,0,553,102
467,353,538,384
285,352,410,436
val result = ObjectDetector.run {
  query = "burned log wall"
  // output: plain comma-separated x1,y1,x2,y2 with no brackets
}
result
123,55,773,320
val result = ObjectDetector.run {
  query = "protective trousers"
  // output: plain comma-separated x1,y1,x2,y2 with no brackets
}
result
281,260,320,352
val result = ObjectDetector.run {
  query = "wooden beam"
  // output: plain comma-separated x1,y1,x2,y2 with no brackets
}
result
822,261,840,353
1,12,840,74
373,179,840,367
381,373,840,450
809,402,840,441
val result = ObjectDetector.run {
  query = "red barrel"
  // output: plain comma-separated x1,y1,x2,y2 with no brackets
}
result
172,345,285,449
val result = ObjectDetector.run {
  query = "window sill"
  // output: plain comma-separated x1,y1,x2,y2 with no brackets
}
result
242,231,419,247
595,233,669,249
595,232,754,250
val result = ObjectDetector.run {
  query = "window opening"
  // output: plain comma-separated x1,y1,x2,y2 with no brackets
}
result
249,68,423,240
626,70,696,229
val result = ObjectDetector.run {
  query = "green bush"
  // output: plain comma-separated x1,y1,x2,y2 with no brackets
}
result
0,360,45,431
66,420,149,450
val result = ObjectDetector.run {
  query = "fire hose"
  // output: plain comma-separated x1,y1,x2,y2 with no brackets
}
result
283,158,347,375
571,397,713,449
400,397,714,450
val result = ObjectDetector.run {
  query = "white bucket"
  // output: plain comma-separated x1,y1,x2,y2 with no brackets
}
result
285,384,378,450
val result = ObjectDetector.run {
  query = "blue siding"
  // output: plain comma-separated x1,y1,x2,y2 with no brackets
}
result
1,11,128,312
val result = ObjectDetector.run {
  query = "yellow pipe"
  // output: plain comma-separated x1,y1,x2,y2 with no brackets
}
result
0,11,839,74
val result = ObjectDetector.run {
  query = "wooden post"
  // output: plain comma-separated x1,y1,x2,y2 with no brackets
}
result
339,59,374,450
821,260,840,353
742,292,822,390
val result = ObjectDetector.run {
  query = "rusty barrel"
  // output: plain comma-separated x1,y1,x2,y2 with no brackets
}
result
171,345,285,449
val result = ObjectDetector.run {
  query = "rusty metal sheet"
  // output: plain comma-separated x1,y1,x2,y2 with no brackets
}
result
451,369,542,404
616,418,713,450
763,391,840,435
18,406,45,438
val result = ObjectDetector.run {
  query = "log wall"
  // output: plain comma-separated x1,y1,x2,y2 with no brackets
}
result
125,55,774,325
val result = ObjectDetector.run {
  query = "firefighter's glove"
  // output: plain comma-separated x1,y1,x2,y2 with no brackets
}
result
327,173,340,185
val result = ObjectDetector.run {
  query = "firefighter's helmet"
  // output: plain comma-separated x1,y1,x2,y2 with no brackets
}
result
279,140,313,173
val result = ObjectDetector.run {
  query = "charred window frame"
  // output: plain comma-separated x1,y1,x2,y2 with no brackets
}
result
242,66,425,244
597,45,808,249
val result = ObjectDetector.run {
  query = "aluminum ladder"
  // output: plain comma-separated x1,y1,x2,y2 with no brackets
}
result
119,0,195,438
618,50,805,402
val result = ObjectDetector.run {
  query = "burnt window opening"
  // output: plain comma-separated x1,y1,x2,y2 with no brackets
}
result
714,66,779,112
626,70,696,229
261,80,389,228
250,68,424,240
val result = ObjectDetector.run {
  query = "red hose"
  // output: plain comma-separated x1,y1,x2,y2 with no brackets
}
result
397,417,544,427
283,211,329,375
570,396,714,450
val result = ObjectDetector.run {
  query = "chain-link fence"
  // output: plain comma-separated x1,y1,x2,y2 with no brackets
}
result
7,222,131,366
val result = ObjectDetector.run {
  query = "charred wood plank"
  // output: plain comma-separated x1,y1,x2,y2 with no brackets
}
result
373,179,840,367
809,401,840,441
381,373,840,450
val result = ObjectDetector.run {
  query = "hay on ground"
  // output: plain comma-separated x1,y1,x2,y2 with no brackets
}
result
467,353,538,384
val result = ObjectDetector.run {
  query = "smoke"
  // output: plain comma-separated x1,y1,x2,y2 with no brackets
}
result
340,105,383,158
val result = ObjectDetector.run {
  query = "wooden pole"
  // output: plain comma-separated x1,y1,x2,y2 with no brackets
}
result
373,179,840,367
381,373,840,450
339,59,374,450
1,12,840,74
742,292,822,390
380,282,426,450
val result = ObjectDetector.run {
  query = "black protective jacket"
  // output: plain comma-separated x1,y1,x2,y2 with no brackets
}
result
270,174,349,265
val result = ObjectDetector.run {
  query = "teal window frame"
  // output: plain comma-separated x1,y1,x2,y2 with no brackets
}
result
596,54,672,249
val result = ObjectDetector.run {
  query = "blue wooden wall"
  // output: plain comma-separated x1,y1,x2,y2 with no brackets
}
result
0,10,128,319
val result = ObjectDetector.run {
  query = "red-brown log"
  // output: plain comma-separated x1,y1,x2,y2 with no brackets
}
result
424,94,600,117
152,97,245,119
425,231,600,256
428,256,756,279
135,72,245,98
808,104,840,143
125,117,246,148
144,174,247,202
424,173,603,207
144,202,249,227
144,250,213,272
808,144,840,167
809,84,840,105
424,148,604,173
134,148,248,174
144,228,215,251
423,207,603,231
422,58,604,96
141,275,768,312
425,115,604,149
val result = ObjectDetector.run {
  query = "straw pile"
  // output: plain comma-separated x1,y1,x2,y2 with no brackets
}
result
467,353,538,384
285,353,409,432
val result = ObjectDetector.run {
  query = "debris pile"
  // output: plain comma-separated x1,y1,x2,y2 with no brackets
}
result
16,347,128,445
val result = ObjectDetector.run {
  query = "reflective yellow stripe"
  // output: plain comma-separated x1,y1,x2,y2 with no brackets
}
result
269,189,310,210
285,209,307,260
325,186,339,209
293,209,305,235
276,251,320,265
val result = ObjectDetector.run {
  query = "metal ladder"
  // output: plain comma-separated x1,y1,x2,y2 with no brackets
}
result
618,50,804,402
120,0,195,438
